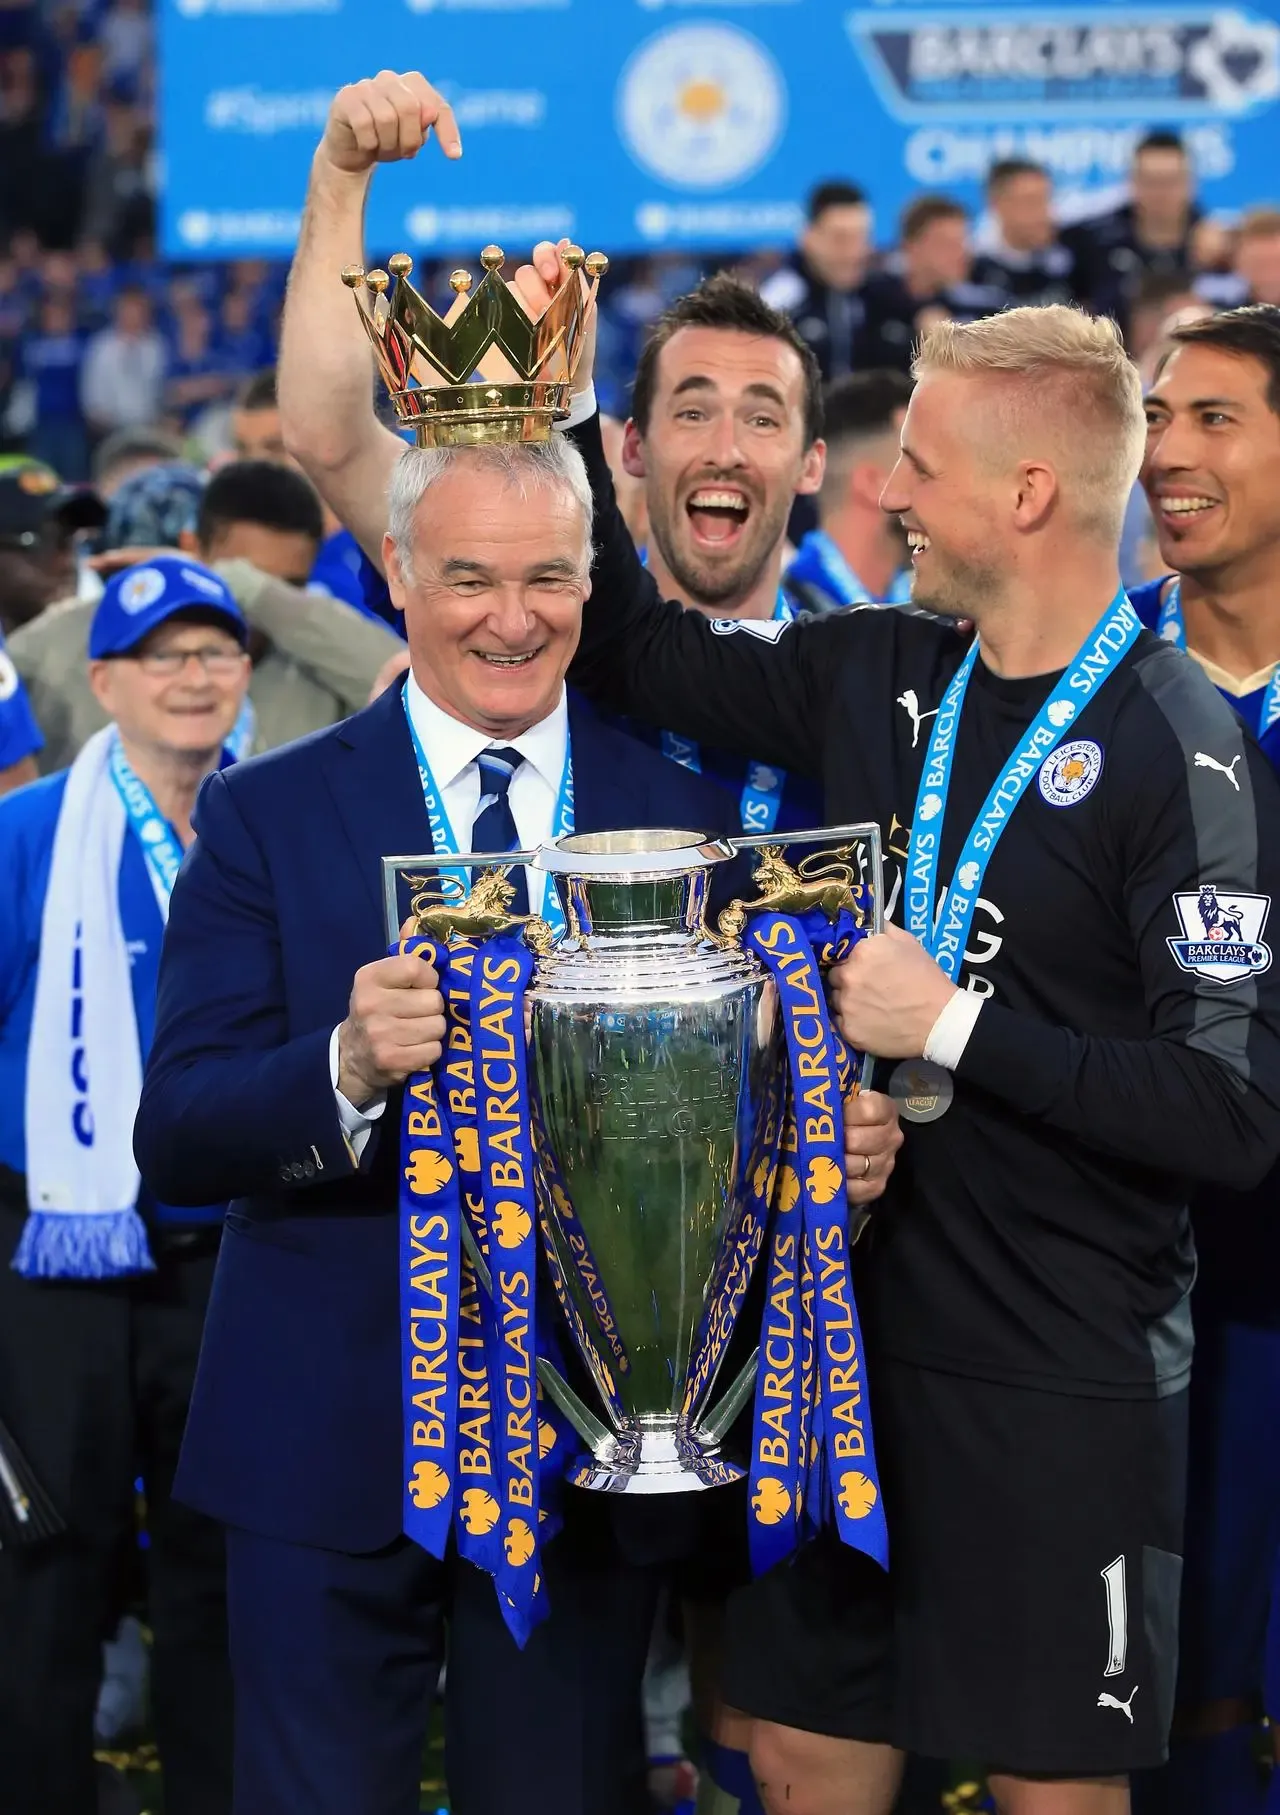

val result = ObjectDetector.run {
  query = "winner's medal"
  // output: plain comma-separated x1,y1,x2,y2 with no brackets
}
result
888,1059,954,1124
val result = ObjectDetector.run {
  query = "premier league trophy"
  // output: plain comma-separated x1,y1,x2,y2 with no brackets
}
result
353,236,888,1638
383,825,882,1495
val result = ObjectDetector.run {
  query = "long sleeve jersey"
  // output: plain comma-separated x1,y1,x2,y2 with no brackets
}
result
567,409,1280,1398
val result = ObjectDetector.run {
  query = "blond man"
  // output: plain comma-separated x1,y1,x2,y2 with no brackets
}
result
547,294,1280,1814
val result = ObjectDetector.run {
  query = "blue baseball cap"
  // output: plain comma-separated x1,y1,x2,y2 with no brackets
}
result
89,555,249,660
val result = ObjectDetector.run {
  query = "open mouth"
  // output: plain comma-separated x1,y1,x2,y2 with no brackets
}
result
1155,494,1220,527
905,528,931,562
686,486,751,550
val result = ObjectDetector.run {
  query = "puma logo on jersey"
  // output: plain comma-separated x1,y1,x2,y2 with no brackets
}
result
897,689,938,749
1097,1687,1139,1723
1194,751,1242,791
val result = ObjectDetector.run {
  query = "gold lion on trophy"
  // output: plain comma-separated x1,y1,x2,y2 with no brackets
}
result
407,869,555,955
714,845,865,946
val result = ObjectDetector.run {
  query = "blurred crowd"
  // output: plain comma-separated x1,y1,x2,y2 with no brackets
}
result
5,0,1280,497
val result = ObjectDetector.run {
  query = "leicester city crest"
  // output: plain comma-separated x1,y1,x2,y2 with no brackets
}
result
1167,885,1273,985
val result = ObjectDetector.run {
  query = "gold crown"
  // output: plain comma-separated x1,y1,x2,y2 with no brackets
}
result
342,244,608,448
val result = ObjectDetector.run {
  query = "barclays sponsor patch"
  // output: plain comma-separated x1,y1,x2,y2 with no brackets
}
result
1168,885,1272,984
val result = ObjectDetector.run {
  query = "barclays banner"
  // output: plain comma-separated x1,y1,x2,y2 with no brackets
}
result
158,0,1280,258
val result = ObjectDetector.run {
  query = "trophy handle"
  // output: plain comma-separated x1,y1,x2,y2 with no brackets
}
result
699,1347,760,1446
458,1219,616,1459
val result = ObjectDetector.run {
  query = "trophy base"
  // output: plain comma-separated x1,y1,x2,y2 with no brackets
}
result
572,1428,745,1495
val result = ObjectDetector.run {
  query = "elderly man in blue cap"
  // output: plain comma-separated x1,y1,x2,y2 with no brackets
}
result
0,554,250,1815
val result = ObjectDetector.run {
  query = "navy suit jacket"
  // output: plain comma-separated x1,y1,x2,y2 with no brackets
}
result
135,684,739,1553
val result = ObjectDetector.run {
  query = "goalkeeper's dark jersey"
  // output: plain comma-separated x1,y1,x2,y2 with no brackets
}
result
568,410,1280,1399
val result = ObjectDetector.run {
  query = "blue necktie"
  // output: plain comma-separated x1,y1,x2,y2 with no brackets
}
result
472,746,529,915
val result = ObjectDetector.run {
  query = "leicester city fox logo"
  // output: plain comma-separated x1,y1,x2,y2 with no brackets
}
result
1168,886,1272,984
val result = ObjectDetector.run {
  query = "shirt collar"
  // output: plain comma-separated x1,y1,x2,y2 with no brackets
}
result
404,671,569,791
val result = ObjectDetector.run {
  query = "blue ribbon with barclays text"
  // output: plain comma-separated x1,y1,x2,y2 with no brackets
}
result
742,907,889,1577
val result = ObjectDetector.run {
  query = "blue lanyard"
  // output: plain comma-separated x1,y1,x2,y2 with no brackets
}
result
226,697,256,760
798,529,873,606
651,570,794,831
401,684,575,939
907,589,1140,981
107,734,186,921
1158,578,1280,738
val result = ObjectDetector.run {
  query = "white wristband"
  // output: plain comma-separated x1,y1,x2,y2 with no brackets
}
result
922,991,985,1072
558,384,597,431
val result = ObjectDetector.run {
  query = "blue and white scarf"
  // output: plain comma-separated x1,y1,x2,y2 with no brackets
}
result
17,725,207,1279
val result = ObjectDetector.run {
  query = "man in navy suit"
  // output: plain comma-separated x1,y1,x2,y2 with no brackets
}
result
133,423,903,1815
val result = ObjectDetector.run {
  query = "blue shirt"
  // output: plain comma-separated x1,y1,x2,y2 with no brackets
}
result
1132,575,1280,1323
0,637,43,771
310,528,415,634
20,330,85,422
0,771,219,1223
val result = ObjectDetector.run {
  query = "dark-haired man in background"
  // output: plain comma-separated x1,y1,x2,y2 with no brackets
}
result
854,195,1008,374
1067,131,1201,332
1134,302,1280,1815
970,159,1081,305
233,367,394,622
11,458,404,765
760,180,873,381
785,370,914,612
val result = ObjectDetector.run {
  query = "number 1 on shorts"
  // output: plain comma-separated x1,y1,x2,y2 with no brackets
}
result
1101,1555,1128,1677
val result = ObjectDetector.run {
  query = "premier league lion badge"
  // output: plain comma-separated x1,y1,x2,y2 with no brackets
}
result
1167,885,1273,985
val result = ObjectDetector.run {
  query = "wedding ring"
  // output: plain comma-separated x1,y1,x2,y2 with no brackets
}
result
859,1153,872,1180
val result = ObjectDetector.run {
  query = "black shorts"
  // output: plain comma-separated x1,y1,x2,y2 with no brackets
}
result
722,1360,1188,1779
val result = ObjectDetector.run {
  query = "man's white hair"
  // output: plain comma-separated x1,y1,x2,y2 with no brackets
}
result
913,305,1147,544
387,436,595,581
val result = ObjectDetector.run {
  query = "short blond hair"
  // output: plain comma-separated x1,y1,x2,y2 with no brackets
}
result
913,305,1146,542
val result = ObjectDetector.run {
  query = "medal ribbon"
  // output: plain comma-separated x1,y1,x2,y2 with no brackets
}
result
907,588,1140,979
108,733,189,918
744,908,888,1575
1158,578,1280,738
401,682,575,937
647,562,795,832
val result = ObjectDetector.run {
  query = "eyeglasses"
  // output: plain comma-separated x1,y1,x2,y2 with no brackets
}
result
129,647,248,678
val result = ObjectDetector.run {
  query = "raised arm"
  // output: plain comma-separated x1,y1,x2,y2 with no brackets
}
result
560,400,837,776
278,71,461,566
213,559,404,712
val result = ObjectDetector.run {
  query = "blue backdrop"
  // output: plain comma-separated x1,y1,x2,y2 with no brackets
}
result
158,0,1280,259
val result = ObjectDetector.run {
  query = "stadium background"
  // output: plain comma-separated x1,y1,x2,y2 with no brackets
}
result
5,0,1280,1809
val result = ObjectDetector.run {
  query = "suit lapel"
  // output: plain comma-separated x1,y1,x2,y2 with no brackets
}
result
319,685,432,927
568,694,646,835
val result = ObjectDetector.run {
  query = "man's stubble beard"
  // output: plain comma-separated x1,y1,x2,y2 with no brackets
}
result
648,487,793,613
911,546,1004,621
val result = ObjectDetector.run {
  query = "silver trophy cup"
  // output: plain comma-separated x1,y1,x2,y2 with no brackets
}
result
384,824,881,1493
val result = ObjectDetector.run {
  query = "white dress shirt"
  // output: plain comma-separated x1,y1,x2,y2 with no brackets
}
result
330,676,572,1157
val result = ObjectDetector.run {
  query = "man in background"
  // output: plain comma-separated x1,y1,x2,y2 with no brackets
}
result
1133,303,1280,1815
971,159,1081,304
760,180,873,380
1068,131,1201,330
79,284,167,443
11,458,404,764
232,367,391,620
855,195,1008,373
0,459,102,793
91,425,185,499
785,369,914,612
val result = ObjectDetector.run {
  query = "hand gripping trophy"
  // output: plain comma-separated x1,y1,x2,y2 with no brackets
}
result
348,240,889,1639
